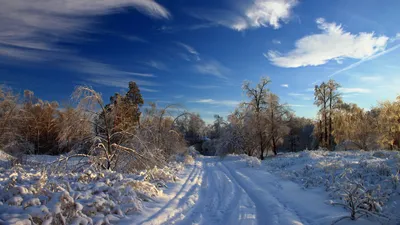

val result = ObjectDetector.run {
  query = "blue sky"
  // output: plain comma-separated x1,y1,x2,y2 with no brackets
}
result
1,0,400,123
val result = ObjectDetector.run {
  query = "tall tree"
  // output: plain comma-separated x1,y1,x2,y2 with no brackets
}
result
314,82,329,148
242,77,271,160
0,86,19,146
327,79,342,149
265,93,291,155
377,96,400,149
333,103,378,150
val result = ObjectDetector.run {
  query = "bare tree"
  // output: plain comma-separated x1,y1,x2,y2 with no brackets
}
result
265,93,291,155
314,82,329,149
0,86,19,146
242,77,271,160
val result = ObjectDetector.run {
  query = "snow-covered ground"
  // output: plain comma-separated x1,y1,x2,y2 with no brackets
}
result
135,155,394,225
1,150,399,225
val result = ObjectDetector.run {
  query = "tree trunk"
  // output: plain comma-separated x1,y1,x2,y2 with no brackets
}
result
329,95,332,150
324,103,328,148
272,137,277,155
319,120,323,145
259,131,264,160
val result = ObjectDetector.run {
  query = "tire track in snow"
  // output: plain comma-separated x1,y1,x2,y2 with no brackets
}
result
139,161,203,225
172,158,256,225
220,161,311,225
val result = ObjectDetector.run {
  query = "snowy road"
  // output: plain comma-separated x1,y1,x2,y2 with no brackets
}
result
132,156,361,225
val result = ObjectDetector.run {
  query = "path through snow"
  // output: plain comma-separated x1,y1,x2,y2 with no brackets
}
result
127,156,376,225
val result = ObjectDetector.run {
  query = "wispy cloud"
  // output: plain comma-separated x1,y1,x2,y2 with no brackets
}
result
272,39,281,44
329,43,400,77
0,0,170,61
191,99,240,107
143,60,168,71
120,35,148,43
189,0,298,31
194,60,230,79
267,18,389,68
69,58,155,77
281,84,289,88
87,75,159,92
189,85,220,89
176,42,200,61
359,76,383,82
288,92,312,100
339,88,371,94
66,57,159,91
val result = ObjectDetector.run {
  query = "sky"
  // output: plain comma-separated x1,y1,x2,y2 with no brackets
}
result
1,0,400,123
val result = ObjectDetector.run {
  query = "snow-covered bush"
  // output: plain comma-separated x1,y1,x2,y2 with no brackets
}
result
265,150,400,223
240,154,261,167
0,155,186,225
329,178,389,224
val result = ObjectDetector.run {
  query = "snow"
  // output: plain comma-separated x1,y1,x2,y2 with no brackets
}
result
0,150,192,225
1,149,399,225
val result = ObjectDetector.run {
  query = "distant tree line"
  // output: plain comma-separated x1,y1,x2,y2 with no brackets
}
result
0,82,199,171
2,77,399,162
201,77,400,160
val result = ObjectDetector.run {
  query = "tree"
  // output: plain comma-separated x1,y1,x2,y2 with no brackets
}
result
314,80,341,150
0,86,19,147
242,77,271,160
209,114,225,139
264,93,291,155
377,96,400,149
327,79,342,148
284,117,314,152
333,103,378,150
314,82,329,148
73,86,139,170
57,106,92,153
19,90,60,154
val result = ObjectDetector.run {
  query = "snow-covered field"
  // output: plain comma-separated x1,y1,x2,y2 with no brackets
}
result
0,151,192,225
1,150,399,225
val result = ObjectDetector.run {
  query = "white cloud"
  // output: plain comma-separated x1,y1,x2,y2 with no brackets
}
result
305,88,315,92
144,60,168,71
0,0,170,61
87,75,158,91
272,39,281,44
121,35,148,43
281,84,289,88
176,42,200,61
70,58,155,77
189,0,297,31
329,43,400,77
267,18,389,68
339,88,371,94
189,85,220,89
245,0,297,29
359,76,383,82
191,99,240,106
176,42,199,57
288,92,312,100
194,60,230,79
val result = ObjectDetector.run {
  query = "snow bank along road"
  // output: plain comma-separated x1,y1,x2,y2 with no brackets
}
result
130,156,361,225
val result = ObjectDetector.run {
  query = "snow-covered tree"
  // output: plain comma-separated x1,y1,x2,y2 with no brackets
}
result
242,77,271,160
377,96,400,149
333,103,378,150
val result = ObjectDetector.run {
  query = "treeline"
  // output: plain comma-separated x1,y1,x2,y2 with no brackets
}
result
0,82,204,171
2,77,399,162
201,77,400,160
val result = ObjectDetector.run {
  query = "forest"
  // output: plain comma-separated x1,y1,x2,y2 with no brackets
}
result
1,77,400,166
1,78,400,225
